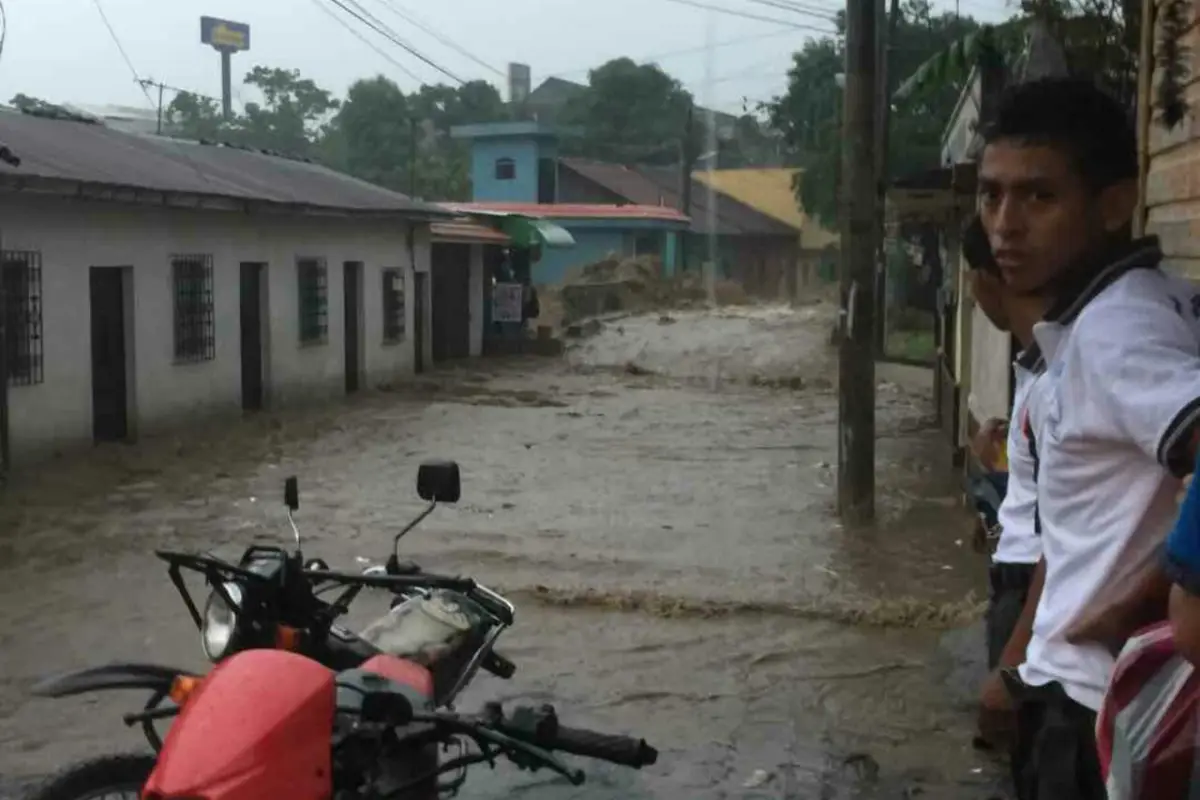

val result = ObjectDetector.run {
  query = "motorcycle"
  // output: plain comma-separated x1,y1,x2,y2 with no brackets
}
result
153,459,515,709
25,648,657,799
21,460,652,799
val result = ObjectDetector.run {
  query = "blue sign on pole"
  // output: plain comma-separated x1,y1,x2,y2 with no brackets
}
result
200,16,250,53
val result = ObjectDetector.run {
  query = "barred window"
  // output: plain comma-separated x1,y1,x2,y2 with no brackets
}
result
297,257,328,345
2,251,43,386
495,157,515,181
382,268,406,343
172,254,215,363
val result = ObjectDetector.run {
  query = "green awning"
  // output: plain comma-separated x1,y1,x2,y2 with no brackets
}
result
501,216,575,249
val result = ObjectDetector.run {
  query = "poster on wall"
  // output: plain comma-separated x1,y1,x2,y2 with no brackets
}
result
492,282,523,323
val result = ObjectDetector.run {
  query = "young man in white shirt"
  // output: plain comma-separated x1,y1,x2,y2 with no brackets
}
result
961,215,1048,754
978,77,1198,800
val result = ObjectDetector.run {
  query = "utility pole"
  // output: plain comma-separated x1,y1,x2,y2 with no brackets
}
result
408,117,418,198
138,79,166,135
873,0,902,355
679,103,695,270
838,0,879,524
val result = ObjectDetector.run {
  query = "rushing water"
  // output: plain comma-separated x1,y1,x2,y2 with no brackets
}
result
0,304,1008,798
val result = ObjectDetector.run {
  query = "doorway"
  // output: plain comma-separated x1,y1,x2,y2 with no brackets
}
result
413,271,427,374
240,263,265,411
90,267,129,442
344,261,362,394
431,244,471,362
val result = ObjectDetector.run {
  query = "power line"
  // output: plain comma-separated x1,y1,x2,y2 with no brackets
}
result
548,28,806,77
312,0,422,82
325,0,464,83
657,0,838,34
366,0,505,78
0,0,8,68
89,0,156,109
739,0,837,23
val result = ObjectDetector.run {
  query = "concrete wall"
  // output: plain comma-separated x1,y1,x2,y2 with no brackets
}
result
967,304,1012,425
469,138,542,203
531,228,628,285
1142,0,1200,279
2,195,427,464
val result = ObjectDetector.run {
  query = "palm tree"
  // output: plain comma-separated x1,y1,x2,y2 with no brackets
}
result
892,0,1188,129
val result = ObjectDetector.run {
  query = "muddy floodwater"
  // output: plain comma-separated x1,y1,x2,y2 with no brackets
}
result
0,304,1007,798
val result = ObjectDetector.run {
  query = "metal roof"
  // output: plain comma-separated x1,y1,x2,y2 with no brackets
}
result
560,159,798,237
430,219,510,244
445,201,689,223
0,108,451,219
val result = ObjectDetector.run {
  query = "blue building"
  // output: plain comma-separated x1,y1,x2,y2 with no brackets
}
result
450,121,690,285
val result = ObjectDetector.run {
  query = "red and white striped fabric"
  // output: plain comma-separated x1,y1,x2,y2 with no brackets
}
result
1097,621,1200,798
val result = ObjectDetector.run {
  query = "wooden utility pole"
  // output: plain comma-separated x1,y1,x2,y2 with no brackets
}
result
838,0,879,524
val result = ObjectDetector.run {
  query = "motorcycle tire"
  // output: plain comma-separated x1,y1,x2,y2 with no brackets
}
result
22,754,155,800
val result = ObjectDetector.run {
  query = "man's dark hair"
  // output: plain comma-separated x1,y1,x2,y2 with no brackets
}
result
962,215,998,274
982,77,1136,191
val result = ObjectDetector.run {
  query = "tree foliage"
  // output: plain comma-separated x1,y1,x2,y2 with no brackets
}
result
766,0,979,227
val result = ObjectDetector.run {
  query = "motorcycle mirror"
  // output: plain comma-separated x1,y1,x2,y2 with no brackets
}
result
284,477,300,511
416,460,461,504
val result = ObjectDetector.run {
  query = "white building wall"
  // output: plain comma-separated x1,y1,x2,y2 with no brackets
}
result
967,304,1012,425
2,195,428,464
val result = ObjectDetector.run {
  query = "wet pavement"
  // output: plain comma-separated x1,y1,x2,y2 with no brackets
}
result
0,304,1007,798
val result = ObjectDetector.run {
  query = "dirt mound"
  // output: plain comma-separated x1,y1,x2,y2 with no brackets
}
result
549,254,749,328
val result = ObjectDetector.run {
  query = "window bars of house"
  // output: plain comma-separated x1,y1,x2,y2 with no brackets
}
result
298,258,328,344
382,268,406,343
1,251,43,386
172,255,216,363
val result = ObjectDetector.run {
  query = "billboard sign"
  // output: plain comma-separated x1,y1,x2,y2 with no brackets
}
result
200,16,250,52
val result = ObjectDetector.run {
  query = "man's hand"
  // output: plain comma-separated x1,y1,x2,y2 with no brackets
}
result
977,669,1016,749
972,417,1008,471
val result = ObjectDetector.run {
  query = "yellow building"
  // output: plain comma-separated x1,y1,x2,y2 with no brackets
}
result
692,168,839,286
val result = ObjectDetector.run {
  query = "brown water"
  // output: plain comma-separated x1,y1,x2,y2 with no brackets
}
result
0,304,1006,798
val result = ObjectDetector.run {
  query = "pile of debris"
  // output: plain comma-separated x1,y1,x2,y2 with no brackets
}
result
549,253,748,328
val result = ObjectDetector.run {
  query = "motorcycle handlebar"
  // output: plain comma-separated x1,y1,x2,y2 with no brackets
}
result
536,723,658,768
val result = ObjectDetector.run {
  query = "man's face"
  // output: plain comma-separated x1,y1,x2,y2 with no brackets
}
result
978,140,1128,295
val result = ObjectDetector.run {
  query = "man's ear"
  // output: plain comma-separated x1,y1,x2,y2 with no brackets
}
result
1099,178,1138,233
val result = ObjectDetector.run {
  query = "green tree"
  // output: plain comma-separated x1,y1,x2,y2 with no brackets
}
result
236,66,340,156
767,0,979,227
560,58,698,164
163,92,227,142
10,93,53,113
328,75,415,191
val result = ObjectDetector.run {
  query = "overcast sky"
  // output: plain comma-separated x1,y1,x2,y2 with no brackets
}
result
1,0,1014,117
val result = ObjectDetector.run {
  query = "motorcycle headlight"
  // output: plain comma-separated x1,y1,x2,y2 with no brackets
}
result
202,582,244,661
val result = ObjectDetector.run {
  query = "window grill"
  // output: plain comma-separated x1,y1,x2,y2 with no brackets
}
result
297,257,328,345
382,268,406,343
495,157,516,181
2,251,43,386
172,254,215,363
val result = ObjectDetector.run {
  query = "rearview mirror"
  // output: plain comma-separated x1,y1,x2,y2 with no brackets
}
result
417,460,461,503
284,477,299,511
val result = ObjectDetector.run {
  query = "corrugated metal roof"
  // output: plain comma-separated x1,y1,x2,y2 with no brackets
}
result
445,201,690,223
558,158,796,237
0,108,450,218
430,219,510,244
559,158,668,206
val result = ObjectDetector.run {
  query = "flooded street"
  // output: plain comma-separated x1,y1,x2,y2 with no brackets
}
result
0,304,1005,798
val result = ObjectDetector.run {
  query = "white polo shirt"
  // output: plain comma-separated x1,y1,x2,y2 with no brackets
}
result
1019,254,1200,711
993,360,1044,565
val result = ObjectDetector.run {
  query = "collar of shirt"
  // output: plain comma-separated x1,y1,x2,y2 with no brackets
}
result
1025,236,1164,365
